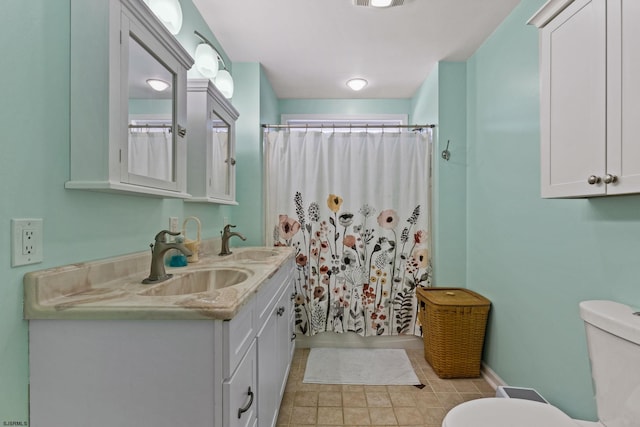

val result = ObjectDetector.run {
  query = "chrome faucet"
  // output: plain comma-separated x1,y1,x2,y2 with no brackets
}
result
219,224,246,256
142,230,192,284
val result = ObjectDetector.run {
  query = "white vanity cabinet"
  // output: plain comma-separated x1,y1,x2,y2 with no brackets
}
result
66,0,194,198
531,0,640,198
28,260,295,427
256,267,295,427
186,79,240,204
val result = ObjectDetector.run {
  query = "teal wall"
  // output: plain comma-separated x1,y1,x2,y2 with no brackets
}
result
0,0,232,420
411,63,467,288
466,0,640,420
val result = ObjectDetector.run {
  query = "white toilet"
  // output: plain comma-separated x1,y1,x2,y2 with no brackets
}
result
442,300,640,427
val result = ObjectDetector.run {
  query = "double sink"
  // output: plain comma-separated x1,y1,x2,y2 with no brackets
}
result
24,246,294,320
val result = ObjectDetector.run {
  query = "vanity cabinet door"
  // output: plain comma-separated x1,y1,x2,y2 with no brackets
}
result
224,340,258,427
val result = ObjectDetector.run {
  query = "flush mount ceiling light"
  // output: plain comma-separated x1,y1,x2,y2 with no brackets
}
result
146,0,183,35
353,0,404,7
146,79,170,91
346,78,368,91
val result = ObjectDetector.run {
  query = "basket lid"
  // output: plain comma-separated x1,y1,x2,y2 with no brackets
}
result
417,287,490,307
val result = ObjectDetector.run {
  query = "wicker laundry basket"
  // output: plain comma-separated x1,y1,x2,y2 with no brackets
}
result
417,287,491,379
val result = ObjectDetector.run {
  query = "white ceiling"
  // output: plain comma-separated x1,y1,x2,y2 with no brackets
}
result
192,0,520,99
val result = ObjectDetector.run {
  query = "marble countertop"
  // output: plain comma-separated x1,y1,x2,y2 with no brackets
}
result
24,242,294,321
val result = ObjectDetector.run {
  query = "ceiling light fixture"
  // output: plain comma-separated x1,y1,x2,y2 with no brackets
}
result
353,0,404,7
146,0,183,35
194,31,234,99
346,78,368,91
146,79,170,91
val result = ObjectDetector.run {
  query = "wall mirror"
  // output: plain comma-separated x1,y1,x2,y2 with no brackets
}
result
186,79,239,204
127,35,175,183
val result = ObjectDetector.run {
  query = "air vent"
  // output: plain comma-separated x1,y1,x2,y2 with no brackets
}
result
353,0,405,7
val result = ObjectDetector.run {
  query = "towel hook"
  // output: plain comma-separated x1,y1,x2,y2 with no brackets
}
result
441,140,451,161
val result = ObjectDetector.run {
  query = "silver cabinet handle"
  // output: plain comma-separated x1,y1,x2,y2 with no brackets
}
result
226,158,236,166
587,175,601,185
237,386,254,419
177,125,186,138
277,306,285,316
291,333,297,341
603,174,618,184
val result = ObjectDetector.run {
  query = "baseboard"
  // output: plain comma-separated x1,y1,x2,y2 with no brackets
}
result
481,362,506,390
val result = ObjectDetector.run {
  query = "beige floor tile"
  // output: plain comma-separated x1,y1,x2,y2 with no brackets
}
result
343,391,367,407
295,391,319,407
317,407,344,425
343,407,371,425
368,407,397,425
421,407,447,426
342,384,365,392
291,406,318,425
388,392,416,407
366,392,392,407
319,391,343,407
451,379,481,393
393,407,424,425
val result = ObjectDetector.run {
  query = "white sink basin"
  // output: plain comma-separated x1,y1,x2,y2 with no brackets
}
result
138,268,250,297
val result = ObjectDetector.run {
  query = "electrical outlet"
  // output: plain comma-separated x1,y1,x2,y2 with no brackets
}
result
169,217,179,233
12,218,43,267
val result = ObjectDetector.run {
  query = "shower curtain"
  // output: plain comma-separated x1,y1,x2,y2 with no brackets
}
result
128,130,172,181
264,128,432,337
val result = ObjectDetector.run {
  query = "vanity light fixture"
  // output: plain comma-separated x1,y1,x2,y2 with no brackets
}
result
346,78,368,91
146,0,183,35
194,31,235,99
371,0,393,7
146,79,170,91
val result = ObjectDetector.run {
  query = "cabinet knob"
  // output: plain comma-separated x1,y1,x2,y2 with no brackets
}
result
587,175,601,185
277,306,285,316
603,174,618,184
226,157,236,166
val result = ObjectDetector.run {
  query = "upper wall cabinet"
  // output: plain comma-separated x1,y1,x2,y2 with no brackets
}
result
530,0,640,198
186,79,240,204
66,0,194,198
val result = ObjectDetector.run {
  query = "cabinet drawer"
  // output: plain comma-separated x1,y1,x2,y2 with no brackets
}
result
256,260,294,325
223,297,256,379
224,339,257,427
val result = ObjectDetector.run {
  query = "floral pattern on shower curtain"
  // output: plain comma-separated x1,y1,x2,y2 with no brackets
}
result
264,129,433,337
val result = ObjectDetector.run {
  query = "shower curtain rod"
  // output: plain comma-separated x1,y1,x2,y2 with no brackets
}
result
262,123,435,130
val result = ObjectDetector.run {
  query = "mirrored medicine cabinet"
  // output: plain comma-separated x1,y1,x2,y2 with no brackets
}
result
186,79,240,204
66,0,194,198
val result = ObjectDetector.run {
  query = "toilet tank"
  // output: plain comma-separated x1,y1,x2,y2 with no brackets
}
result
580,300,640,427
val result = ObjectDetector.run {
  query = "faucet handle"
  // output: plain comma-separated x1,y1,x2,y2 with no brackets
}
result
154,230,181,242
223,224,237,232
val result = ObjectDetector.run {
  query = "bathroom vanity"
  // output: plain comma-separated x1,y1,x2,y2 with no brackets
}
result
24,245,295,427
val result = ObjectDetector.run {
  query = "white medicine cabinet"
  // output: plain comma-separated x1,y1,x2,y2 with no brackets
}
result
66,0,194,198
530,0,640,198
186,79,240,204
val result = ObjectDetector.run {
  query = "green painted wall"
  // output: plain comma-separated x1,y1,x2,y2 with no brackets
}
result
466,0,640,420
279,98,411,116
410,63,467,288
0,0,231,419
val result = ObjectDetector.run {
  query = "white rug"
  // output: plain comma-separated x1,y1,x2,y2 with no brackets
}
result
303,348,421,385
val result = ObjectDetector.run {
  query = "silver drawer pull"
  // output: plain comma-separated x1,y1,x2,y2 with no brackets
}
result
291,333,296,341
237,386,254,419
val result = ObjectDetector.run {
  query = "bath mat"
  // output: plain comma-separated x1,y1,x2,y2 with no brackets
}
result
303,348,421,385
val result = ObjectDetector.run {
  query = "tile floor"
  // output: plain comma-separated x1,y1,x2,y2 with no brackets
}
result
276,348,496,427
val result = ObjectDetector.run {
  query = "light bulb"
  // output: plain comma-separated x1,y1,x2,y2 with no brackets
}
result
147,0,183,35
346,78,368,91
214,70,234,99
195,43,219,78
146,79,170,91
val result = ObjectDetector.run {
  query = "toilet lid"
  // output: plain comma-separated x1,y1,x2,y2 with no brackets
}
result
443,398,580,427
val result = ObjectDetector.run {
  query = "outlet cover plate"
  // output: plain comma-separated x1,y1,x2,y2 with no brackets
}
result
11,218,43,267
